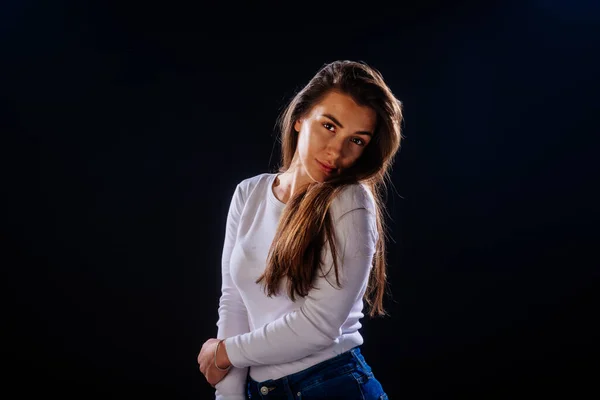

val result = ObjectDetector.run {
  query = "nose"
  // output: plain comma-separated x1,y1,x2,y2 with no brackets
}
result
325,136,344,160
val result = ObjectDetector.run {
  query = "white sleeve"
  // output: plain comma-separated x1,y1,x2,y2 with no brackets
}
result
223,207,377,368
214,184,250,400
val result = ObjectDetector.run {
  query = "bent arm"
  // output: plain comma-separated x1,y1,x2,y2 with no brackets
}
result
223,207,377,368
214,184,250,400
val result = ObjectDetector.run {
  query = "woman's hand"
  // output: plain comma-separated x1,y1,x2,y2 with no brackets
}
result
198,338,231,387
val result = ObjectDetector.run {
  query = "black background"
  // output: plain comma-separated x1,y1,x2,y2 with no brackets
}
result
2,0,598,398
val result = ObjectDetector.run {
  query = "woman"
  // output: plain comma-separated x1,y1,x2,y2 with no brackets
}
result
198,60,403,399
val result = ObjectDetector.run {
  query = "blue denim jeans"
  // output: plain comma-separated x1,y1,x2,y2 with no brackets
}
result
246,347,388,399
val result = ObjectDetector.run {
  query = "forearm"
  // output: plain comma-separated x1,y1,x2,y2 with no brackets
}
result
214,310,249,398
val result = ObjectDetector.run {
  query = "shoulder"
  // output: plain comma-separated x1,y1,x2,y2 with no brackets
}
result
233,172,275,201
329,182,376,221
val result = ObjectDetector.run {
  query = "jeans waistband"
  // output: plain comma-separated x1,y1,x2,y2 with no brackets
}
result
248,346,362,390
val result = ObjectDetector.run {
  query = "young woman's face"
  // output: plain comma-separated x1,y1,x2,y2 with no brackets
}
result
293,90,377,182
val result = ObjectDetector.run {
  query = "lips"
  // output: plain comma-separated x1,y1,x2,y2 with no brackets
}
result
316,159,335,174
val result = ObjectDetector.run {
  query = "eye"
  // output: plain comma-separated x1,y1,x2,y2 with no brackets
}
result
351,137,366,146
323,122,335,132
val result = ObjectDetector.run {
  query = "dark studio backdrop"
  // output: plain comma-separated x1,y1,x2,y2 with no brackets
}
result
2,0,598,398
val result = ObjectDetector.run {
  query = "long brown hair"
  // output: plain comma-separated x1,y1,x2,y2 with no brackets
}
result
256,60,403,317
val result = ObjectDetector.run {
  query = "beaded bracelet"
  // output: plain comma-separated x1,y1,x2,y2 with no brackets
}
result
213,339,231,372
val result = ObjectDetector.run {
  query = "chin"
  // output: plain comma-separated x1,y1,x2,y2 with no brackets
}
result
310,174,326,184
306,169,326,184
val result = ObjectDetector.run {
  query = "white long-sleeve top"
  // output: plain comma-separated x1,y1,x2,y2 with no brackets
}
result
214,172,378,400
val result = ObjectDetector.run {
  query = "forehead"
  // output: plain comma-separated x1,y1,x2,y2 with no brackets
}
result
309,91,377,129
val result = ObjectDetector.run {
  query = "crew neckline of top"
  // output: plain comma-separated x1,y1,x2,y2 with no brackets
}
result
267,173,287,209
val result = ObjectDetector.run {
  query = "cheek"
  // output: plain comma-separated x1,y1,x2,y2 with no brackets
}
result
310,129,330,151
297,132,311,158
345,148,366,167
299,129,320,154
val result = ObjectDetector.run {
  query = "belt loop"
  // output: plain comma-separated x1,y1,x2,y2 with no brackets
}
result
351,346,370,371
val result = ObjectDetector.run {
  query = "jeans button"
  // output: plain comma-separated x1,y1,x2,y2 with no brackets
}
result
260,386,269,395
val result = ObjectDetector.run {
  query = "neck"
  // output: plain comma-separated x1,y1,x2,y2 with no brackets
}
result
276,163,313,204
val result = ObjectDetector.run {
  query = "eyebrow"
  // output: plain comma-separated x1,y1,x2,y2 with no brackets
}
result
321,113,373,137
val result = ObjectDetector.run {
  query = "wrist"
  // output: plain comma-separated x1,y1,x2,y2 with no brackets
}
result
216,339,232,369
